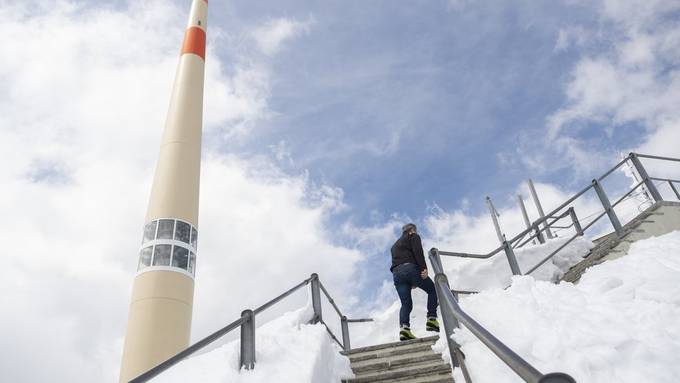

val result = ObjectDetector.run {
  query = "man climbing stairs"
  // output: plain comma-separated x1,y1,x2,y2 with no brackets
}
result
341,336,455,383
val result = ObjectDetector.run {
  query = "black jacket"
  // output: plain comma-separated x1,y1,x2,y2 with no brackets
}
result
390,232,427,272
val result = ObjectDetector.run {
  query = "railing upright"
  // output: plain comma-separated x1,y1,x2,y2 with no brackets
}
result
486,196,505,243
592,179,624,237
487,196,522,275
240,309,256,370
430,250,464,367
568,208,583,236
629,153,663,202
669,181,680,200
340,316,351,351
518,195,537,245
528,179,554,239
503,241,522,276
310,273,322,324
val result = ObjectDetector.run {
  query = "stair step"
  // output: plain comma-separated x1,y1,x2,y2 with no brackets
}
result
342,336,439,357
351,352,442,373
388,372,455,383
345,360,451,383
349,343,435,363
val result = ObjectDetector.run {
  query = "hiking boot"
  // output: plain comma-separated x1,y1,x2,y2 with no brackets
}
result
426,317,440,332
399,326,416,341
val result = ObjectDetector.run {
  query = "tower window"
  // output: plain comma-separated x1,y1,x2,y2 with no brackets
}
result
143,221,157,243
175,221,191,244
172,246,189,270
189,252,196,275
138,246,153,270
191,227,198,249
157,219,175,240
153,244,172,266
138,218,197,276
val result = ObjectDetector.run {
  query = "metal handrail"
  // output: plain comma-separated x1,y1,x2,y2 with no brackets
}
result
635,153,680,162
129,274,371,382
436,152,680,279
523,180,646,275
430,249,576,383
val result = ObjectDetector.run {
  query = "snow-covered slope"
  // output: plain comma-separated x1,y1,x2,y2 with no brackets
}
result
152,232,679,383
446,230,680,383
154,305,353,382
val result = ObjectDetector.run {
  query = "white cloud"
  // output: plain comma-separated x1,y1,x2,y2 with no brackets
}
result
252,17,314,56
554,26,589,51
0,2,364,382
518,0,680,178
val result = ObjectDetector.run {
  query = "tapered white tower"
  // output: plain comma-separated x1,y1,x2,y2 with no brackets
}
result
119,1,207,381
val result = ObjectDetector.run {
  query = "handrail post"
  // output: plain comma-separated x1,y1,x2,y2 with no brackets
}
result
486,196,505,243
310,273,322,324
517,194,537,245
592,179,624,237
240,309,256,370
630,152,663,202
434,274,463,368
503,240,522,275
669,180,680,200
429,249,459,328
429,249,463,367
568,207,583,236
341,316,351,352
532,222,546,244
528,179,554,239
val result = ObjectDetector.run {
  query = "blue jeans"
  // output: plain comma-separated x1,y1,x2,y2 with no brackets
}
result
392,263,438,327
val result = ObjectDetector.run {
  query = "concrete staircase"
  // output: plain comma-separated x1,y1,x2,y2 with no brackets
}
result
561,201,680,283
341,336,454,383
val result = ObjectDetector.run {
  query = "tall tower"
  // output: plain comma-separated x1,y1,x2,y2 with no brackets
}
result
119,0,207,381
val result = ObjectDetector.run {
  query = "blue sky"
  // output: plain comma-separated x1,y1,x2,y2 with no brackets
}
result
210,0,592,218
188,0,680,300
1,0,679,380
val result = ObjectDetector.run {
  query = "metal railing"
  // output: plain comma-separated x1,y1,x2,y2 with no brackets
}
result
129,273,372,382
437,152,680,279
429,248,576,383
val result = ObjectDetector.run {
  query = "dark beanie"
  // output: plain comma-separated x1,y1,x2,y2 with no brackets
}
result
402,223,417,233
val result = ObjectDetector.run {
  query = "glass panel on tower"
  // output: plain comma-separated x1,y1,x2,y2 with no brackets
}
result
143,221,157,243
152,244,172,266
172,246,189,270
138,246,153,270
191,227,198,249
188,252,196,275
157,219,175,239
175,221,191,244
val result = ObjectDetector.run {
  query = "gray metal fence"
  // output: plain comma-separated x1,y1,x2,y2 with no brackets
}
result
128,273,372,382
437,152,680,279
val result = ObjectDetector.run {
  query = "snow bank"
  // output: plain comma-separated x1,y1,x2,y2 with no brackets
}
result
447,230,680,383
154,305,353,383
445,236,593,291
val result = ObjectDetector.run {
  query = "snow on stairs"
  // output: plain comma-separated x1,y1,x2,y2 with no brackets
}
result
341,336,454,383
561,201,680,283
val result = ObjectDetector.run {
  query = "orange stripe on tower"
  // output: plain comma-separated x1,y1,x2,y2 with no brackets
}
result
181,27,206,60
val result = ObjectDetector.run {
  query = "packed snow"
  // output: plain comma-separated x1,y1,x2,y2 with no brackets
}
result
153,231,680,383
443,230,680,383
153,305,353,382
445,236,593,291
